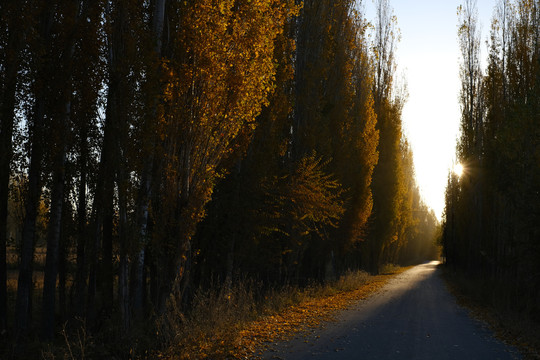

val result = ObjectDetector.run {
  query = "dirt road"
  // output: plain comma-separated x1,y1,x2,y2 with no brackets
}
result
264,261,520,360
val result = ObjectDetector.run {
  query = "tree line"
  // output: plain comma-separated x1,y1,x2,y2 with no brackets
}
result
443,0,540,318
0,0,438,355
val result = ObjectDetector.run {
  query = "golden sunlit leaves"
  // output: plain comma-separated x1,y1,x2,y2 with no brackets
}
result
152,0,297,252
288,154,345,227
259,153,346,244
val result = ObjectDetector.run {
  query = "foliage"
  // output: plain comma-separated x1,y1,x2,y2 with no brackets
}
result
363,0,437,274
442,0,540,321
158,267,405,360
0,0,438,357
263,154,346,238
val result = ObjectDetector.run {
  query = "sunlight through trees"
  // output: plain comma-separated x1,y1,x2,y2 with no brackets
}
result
442,0,540,324
0,0,440,356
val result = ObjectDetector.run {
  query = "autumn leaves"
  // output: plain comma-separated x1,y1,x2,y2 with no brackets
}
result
0,0,439,355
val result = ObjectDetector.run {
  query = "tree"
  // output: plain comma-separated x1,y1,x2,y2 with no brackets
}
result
192,14,297,287
443,0,540,317
14,1,56,340
365,0,406,273
41,0,94,340
329,3,379,256
130,0,167,320
70,0,104,319
142,0,296,311
0,0,27,336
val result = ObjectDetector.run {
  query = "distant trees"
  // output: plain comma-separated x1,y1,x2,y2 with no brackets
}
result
444,0,486,274
0,0,438,356
362,0,433,273
195,0,438,287
194,0,378,286
442,0,540,316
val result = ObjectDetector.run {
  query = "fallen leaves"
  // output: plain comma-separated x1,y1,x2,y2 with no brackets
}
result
441,268,540,360
158,267,411,359
231,267,411,359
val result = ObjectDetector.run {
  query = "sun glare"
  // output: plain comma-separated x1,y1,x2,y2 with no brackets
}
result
454,163,464,177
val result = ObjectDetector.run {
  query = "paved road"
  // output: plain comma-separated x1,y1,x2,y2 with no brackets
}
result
264,261,520,360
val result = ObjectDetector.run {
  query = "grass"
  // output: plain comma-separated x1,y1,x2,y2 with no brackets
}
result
158,266,410,359
441,265,540,360
4,246,409,359
379,263,402,275
3,247,80,359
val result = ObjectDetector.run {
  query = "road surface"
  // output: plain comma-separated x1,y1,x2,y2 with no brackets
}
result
264,261,520,360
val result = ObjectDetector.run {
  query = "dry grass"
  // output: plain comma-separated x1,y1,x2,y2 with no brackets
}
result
333,269,371,292
3,246,409,359
6,246,48,270
3,246,79,359
441,266,540,360
5,246,47,295
379,263,401,275
158,266,410,359
157,281,259,359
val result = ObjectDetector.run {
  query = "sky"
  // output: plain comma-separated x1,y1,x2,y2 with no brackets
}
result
364,0,495,220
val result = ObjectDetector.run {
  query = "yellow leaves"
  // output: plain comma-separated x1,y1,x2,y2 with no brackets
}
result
218,1,229,15
257,153,346,247
157,0,298,188
230,269,410,359
288,153,346,228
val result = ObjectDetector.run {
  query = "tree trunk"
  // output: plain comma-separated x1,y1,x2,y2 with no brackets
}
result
58,218,67,322
0,23,20,338
87,0,119,317
41,147,67,340
87,110,114,324
41,0,85,337
14,3,55,340
14,99,46,340
131,0,167,317
74,135,88,316
101,195,114,313
118,167,130,329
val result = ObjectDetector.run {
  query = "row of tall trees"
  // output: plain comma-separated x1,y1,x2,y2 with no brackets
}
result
194,0,438,290
443,0,540,317
1,0,438,355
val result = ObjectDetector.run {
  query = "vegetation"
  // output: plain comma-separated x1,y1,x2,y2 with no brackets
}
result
442,266,540,359
442,0,540,332
158,267,407,359
0,0,439,358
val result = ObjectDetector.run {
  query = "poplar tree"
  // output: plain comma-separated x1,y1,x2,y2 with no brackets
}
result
443,0,540,317
0,0,27,335
365,0,406,273
0,0,440,352
14,1,56,339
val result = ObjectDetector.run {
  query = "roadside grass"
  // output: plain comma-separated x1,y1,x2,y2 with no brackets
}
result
441,265,540,360
4,248,409,359
159,265,410,359
3,247,81,359
380,263,402,275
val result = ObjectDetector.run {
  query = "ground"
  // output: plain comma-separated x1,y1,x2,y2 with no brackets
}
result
262,262,520,360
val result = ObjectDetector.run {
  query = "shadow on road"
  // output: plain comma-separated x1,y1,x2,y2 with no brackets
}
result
264,262,520,360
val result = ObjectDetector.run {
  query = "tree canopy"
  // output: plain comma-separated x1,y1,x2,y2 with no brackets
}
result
442,0,540,321
0,0,439,356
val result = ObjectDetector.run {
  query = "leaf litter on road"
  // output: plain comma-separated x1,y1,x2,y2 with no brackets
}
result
233,268,411,359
